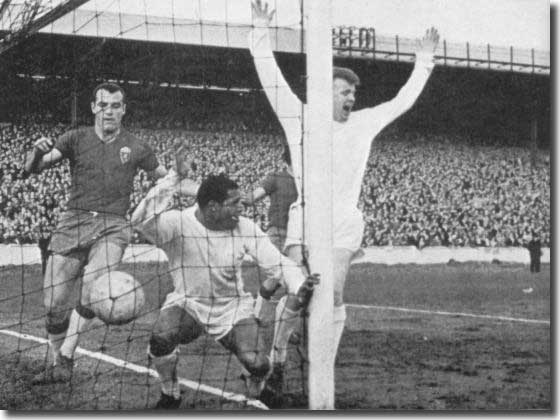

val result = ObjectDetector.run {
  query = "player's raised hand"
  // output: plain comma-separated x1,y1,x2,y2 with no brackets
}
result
416,27,440,55
175,144,193,179
33,137,55,155
251,0,275,26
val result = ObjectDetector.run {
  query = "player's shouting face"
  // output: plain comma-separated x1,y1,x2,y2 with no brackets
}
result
333,78,356,123
91,88,126,135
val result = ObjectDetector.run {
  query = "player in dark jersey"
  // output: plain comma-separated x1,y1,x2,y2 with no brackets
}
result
245,148,300,309
22,83,196,384
246,146,297,252
244,147,303,406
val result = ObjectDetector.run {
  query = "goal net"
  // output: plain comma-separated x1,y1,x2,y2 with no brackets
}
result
0,0,335,410
0,0,550,412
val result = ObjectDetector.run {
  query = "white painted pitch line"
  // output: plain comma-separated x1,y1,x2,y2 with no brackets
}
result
347,304,550,325
0,329,268,410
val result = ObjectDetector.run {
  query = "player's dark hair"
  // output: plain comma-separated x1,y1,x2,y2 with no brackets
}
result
197,174,239,209
282,145,291,166
333,67,360,86
92,82,126,103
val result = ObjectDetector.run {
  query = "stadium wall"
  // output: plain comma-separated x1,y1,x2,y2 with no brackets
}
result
0,244,549,267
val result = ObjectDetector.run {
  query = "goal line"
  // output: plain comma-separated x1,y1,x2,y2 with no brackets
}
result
0,328,269,410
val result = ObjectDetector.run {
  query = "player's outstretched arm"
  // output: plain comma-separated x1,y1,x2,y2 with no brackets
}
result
132,143,199,229
363,27,440,129
22,137,63,177
131,175,175,225
242,218,310,298
249,0,302,135
131,171,181,246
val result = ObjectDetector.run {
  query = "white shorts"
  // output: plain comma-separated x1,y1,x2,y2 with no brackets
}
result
161,291,255,340
284,203,364,253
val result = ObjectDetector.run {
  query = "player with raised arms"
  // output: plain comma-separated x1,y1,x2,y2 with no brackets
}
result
131,173,318,408
250,0,440,399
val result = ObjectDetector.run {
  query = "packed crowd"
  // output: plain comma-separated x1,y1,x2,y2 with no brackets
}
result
0,118,69,245
361,129,550,248
0,117,550,248
125,90,281,134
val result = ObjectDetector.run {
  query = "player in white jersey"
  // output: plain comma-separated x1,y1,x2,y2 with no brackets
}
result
250,0,439,398
131,173,317,409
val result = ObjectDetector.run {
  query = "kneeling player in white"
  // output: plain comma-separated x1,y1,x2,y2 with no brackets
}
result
131,173,317,409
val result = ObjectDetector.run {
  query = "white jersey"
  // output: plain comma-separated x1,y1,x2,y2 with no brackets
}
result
249,27,435,220
133,196,305,323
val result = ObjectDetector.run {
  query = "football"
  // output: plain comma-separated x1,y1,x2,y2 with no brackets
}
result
88,271,145,325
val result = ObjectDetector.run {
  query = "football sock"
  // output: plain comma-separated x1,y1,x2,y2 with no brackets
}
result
333,305,347,357
254,294,277,326
150,350,180,399
271,296,299,364
59,309,93,359
47,331,66,365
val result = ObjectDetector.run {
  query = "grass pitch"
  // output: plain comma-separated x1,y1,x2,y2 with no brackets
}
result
0,260,550,410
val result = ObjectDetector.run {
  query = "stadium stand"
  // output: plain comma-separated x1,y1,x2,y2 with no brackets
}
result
0,83,549,248
0,3,550,411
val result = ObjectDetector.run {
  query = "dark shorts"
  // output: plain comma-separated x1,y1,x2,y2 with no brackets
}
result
49,209,131,256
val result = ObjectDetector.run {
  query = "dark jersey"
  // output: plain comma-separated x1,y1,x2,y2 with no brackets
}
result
261,169,298,229
55,127,159,216
527,239,542,258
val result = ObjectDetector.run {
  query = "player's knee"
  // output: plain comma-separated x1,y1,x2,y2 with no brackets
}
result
43,294,55,311
239,351,270,378
333,289,344,307
82,265,108,285
43,279,65,310
80,266,111,304
76,303,96,320
43,291,68,312
149,334,178,357
86,242,125,279
284,295,302,312
259,283,280,301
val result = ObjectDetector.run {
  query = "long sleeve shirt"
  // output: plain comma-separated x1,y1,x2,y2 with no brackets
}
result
131,179,306,315
249,26,435,220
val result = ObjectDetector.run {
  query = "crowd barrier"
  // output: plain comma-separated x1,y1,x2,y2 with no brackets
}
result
0,244,550,267
351,246,550,265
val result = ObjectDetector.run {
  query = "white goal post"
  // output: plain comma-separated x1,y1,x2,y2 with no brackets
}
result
304,0,335,410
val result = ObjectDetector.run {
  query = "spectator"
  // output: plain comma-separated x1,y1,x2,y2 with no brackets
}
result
0,99,549,249
526,230,542,273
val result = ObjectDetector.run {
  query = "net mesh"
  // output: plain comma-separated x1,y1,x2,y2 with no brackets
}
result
0,0,310,410
0,0,551,412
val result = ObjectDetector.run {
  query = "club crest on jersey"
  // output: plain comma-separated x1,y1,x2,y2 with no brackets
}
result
119,147,131,164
